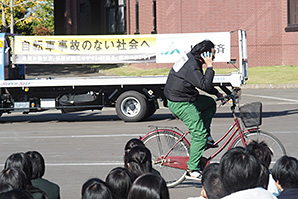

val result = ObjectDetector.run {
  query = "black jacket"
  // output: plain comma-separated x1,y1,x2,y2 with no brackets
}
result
164,52,218,102
278,188,298,199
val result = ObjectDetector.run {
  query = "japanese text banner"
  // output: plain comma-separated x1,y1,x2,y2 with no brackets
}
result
156,32,230,63
14,35,156,64
14,32,230,64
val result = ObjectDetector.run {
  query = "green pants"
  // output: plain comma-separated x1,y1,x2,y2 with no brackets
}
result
167,95,216,170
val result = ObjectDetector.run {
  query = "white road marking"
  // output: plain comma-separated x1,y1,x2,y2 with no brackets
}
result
0,162,123,167
242,94,298,103
0,134,143,139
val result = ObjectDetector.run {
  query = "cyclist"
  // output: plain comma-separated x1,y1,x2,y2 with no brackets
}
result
163,40,223,180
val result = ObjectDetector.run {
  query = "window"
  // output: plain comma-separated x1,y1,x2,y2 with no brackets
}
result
106,0,126,34
286,0,298,32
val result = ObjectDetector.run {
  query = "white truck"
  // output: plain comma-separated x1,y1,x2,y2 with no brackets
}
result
0,30,247,122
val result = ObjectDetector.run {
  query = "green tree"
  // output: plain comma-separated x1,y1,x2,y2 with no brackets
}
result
0,0,49,35
30,0,54,35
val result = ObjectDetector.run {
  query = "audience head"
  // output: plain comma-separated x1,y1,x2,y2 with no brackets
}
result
105,167,132,199
0,183,14,196
0,167,27,190
272,155,298,190
219,147,261,195
4,152,32,185
259,164,270,189
0,189,33,199
124,138,145,165
25,151,45,180
82,178,113,199
201,163,226,199
127,173,169,199
246,140,273,168
125,146,152,181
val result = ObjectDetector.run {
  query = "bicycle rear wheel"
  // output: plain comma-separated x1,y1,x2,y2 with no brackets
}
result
141,129,190,187
231,129,286,168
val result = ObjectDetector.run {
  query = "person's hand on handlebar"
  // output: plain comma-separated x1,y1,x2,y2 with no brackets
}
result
216,92,224,99
216,92,228,106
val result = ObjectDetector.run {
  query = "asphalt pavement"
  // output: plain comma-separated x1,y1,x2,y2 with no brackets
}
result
0,88,298,199
1,65,298,198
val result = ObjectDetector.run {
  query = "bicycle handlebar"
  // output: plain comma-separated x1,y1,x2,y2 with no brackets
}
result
216,87,241,108
216,95,233,106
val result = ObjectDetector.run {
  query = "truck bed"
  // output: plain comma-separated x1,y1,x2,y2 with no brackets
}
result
0,73,242,88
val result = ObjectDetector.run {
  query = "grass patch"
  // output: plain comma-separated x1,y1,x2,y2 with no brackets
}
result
244,65,298,84
96,64,298,84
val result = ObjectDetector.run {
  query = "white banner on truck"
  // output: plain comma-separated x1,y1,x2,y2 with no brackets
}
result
14,32,230,64
156,32,230,63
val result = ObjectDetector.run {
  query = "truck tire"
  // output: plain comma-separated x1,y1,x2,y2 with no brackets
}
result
145,100,156,118
116,91,148,122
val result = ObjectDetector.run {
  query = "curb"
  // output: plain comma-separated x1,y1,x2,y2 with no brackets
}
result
241,84,298,89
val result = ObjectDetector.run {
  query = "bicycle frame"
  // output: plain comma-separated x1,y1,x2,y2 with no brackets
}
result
207,116,258,161
153,121,255,170
145,95,260,170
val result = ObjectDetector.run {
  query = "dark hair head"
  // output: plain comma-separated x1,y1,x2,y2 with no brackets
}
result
201,163,227,199
25,151,45,179
82,178,113,199
124,138,145,156
0,183,14,195
246,140,273,168
259,164,270,189
190,40,215,61
105,167,132,199
0,168,27,190
219,147,261,195
0,189,33,199
272,155,298,189
4,153,46,198
125,146,152,181
127,173,169,199
4,153,32,183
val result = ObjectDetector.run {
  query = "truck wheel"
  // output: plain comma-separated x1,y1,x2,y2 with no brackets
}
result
145,100,156,118
116,91,148,122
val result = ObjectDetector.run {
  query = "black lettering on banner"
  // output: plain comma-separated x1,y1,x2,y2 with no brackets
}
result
22,41,30,51
33,40,43,51
70,40,80,51
94,40,102,51
58,40,68,51
82,40,92,50
116,39,127,50
45,40,55,51
141,40,150,48
215,44,225,53
129,39,138,50
105,41,110,49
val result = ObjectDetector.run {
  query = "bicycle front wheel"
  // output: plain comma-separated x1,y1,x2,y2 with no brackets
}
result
141,129,190,188
231,129,286,168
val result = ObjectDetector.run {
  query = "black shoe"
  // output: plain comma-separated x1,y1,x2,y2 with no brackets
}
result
206,136,219,148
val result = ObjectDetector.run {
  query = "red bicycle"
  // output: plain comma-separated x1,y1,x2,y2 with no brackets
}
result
141,88,286,187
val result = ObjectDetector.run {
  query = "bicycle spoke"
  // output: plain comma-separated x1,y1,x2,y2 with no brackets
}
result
142,129,190,187
232,130,286,168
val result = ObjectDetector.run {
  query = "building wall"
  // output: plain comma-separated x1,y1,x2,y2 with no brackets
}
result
127,0,298,67
282,0,298,65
